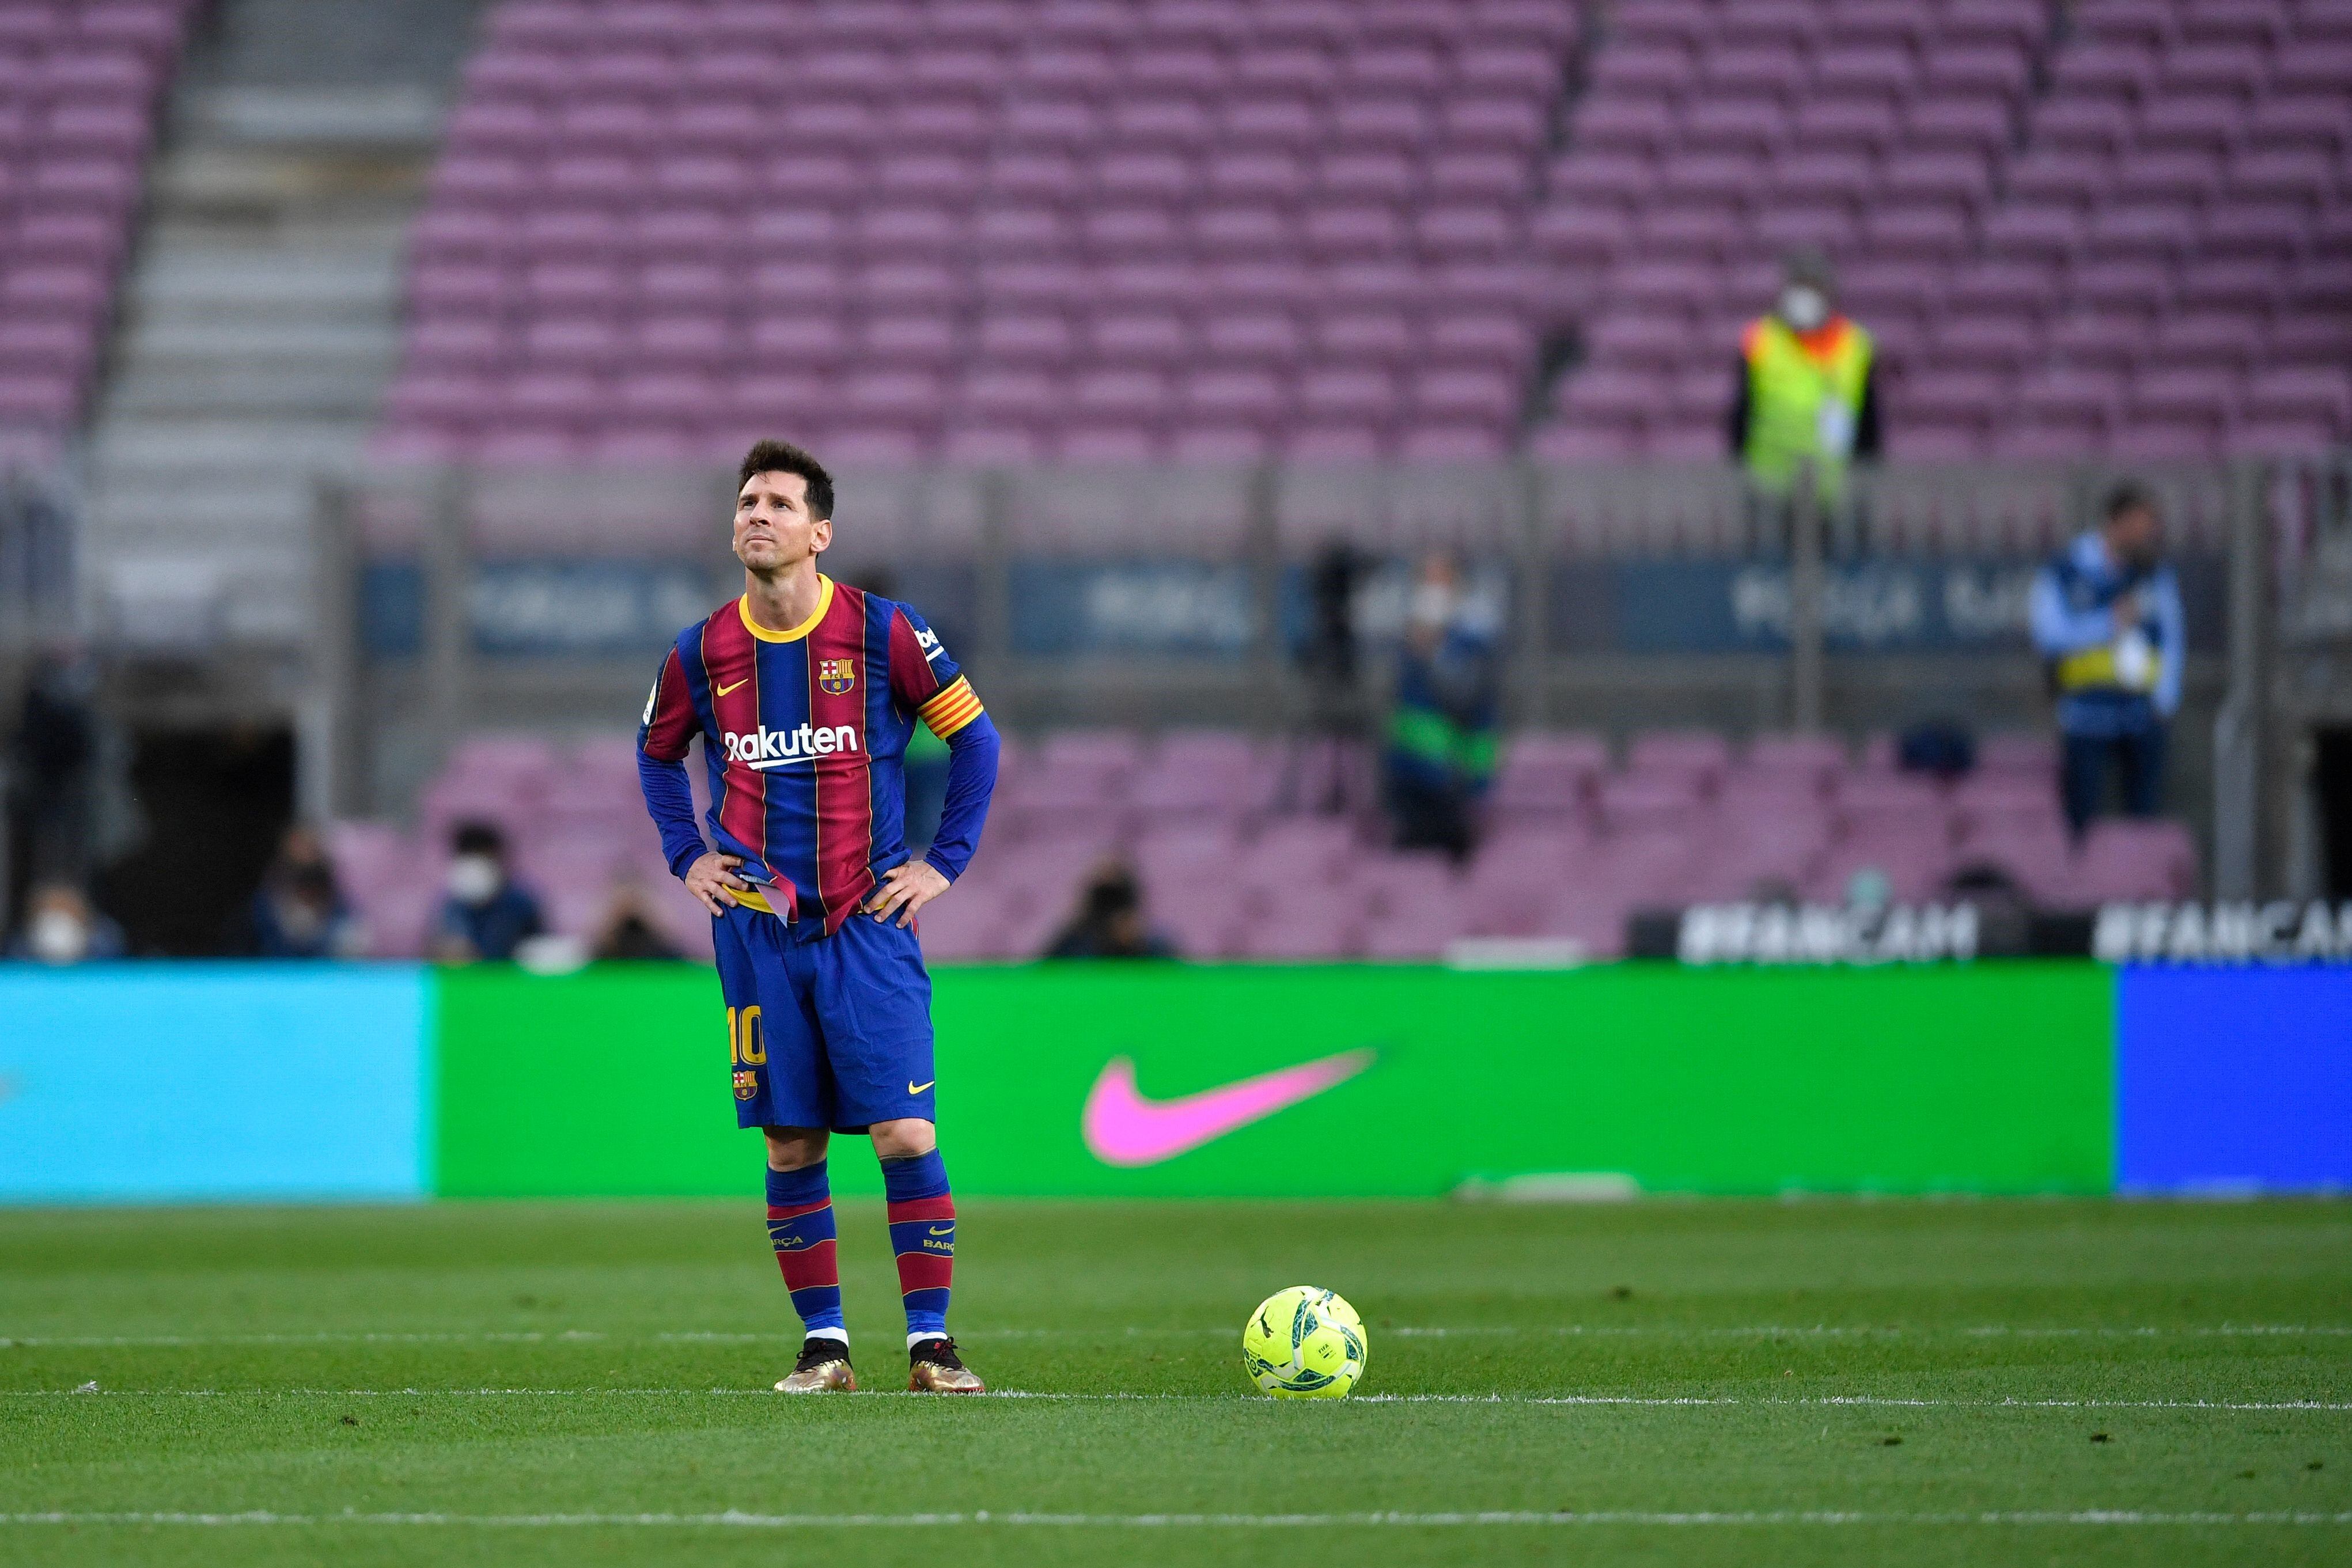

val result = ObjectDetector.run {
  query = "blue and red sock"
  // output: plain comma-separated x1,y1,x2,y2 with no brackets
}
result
881,1150,953,1343
765,1161,844,1341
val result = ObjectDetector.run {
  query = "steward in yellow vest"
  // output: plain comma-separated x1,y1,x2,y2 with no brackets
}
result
1728,255,1881,504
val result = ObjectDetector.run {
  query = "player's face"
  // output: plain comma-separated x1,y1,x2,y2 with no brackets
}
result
733,471,832,573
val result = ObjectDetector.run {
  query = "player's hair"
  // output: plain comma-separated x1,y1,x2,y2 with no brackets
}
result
738,440,834,520
2103,478,2158,525
451,820,506,857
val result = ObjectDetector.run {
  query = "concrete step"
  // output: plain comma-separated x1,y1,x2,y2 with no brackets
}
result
138,207,418,253
115,321,399,376
122,316,396,354
90,418,366,473
126,253,402,313
194,86,448,149
90,483,319,536
152,146,431,211
102,365,391,419
209,0,493,91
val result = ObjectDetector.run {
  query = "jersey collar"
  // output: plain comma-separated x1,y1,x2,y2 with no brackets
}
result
738,575,834,643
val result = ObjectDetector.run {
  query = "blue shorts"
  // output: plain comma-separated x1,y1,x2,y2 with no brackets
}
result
713,904,937,1133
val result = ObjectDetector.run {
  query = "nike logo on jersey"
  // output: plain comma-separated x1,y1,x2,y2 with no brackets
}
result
1080,1048,1375,1168
908,1079,934,1094
715,677,749,696
927,1224,953,1236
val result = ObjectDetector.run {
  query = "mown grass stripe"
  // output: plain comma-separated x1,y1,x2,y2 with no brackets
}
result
4,1509,2351,1529
4,1324,2346,1347
3,1389,2344,1411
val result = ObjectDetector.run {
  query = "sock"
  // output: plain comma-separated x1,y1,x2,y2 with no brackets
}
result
765,1162,844,1341
881,1149,953,1343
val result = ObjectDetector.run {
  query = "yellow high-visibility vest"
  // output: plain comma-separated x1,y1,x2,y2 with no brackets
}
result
2055,638,2165,696
1741,315,1873,501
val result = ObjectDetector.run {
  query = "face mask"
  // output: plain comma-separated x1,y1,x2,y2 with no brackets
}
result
1411,582,1454,630
447,854,502,906
1779,285,1828,332
275,895,327,944
29,910,89,964
1845,867,1892,912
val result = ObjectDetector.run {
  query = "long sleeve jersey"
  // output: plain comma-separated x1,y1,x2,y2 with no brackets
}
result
635,575,999,934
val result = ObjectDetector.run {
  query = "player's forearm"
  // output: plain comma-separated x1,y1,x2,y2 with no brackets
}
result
636,749,707,878
921,714,1000,883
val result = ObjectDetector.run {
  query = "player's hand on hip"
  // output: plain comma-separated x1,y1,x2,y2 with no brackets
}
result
865,859,949,929
684,852,749,915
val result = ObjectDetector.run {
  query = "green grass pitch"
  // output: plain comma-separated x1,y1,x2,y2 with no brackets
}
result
2,1198,2347,1567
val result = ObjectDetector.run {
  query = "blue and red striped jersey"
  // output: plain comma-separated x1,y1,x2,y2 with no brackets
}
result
637,577,991,933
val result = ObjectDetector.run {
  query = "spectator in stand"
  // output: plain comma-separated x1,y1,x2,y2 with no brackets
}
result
1728,251,1883,524
5,647,99,889
590,879,683,960
245,824,362,958
1383,552,1501,862
430,820,545,962
1296,537,1370,814
2031,482,2184,836
7,881,126,964
1045,858,1177,960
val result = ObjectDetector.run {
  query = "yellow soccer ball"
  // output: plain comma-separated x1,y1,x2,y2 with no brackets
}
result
1241,1285,1368,1398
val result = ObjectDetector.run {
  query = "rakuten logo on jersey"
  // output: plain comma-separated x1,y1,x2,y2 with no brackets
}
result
723,723,860,769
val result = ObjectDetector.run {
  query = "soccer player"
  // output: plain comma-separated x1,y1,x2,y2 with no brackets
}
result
635,440,1000,1394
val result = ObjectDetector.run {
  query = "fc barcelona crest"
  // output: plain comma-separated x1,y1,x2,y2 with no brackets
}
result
733,1069,759,1103
816,658,856,695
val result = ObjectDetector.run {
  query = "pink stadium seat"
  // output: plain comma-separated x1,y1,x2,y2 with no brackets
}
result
1807,824,1956,906
372,0,2340,471
1740,733,1849,791
1976,732,2058,777
1626,729,1732,788
1837,773,1952,841
2075,818,2200,902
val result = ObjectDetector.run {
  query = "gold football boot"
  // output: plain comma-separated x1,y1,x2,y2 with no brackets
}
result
775,1336,856,1393
906,1336,984,1393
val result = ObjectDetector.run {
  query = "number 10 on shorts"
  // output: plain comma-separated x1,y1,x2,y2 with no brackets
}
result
728,1005,766,1065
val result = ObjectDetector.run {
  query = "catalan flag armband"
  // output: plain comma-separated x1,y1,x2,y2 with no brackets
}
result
918,675,985,740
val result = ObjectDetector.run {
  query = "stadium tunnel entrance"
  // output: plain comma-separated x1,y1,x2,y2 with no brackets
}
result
2318,728,2352,900
96,724,296,957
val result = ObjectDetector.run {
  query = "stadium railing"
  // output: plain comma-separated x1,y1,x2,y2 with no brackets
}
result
296,450,2339,944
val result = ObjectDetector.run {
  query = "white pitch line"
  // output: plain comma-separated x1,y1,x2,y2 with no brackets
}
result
0,1332,609,1348
5,1324,2347,1347
3,1389,2346,1411
2,1509,2350,1529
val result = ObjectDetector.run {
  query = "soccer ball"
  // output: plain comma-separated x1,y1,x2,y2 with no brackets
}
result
1241,1285,1368,1399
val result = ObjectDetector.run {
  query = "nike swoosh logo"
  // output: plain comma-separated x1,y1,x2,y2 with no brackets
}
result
715,678,749,696
1081,1048,1375,1168
908,1080,934,1094
927,1225,953,1236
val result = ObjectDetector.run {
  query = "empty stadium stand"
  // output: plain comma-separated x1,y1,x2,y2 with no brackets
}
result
332,725,2199,961
0,0,192,460
380,0,1584,464
1529,0,2352,462
381,0,2352,468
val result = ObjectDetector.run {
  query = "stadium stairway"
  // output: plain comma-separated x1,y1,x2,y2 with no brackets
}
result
82,0,490,650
